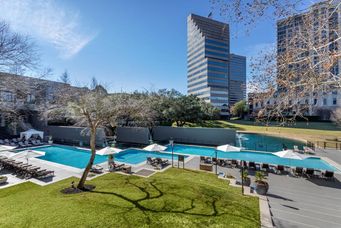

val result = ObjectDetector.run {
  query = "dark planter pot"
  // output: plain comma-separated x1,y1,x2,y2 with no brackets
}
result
243,177,251,187
255,181,269,195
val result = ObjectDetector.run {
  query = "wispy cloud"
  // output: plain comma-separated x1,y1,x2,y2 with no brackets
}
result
0,0,97,59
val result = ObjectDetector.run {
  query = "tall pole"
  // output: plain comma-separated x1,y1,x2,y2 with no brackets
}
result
215,150,217,175
241,160,244,195
170,138,174,168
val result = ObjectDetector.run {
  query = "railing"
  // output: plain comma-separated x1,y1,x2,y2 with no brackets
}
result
312,141,341,150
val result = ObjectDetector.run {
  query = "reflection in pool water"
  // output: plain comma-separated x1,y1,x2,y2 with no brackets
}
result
236,133,306,152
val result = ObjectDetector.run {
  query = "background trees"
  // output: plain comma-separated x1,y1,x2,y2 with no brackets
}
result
230,100,248,119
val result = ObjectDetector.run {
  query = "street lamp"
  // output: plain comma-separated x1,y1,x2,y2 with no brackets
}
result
241,160,245,195
169,138,174,167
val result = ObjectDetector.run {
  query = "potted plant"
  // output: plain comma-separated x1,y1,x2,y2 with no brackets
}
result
255,171,269,195
241,170,251,186
0,176,8,185
48,136,53,144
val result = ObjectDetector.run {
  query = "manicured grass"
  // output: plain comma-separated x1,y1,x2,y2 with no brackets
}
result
0,169,260,227
183,120,341,142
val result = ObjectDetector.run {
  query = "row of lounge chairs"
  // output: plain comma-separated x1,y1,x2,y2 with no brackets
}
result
0,138,44,148
147,157,169,170
0,156,54,179
200,156,335,181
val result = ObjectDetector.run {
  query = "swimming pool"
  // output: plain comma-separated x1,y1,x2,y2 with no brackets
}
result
32,145,184,168
237,133,306,152
165,144,339,172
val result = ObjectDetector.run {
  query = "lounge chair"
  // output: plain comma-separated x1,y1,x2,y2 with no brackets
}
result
323,171,334,181
0,139,4,144
18,142,25,147
231,160,238,167
305,168,315,178
36,140,43,145
90,165,104,174
294,167,304,177
109,162,125,171
262,163,269,171
303,146,315,155
248,162,256,169
276,165,285,174
24,141,32,146
147,157,156,165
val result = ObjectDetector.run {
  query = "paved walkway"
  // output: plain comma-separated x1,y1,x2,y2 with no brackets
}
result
267,173,341,228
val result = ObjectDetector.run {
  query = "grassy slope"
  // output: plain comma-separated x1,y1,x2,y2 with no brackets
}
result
0,169,259,227
183,120,341,142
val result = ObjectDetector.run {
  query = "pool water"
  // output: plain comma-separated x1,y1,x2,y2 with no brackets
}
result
34,145,108,169
114,149,185,165
32,145,184,168
237,133,306,152
166,144,339,171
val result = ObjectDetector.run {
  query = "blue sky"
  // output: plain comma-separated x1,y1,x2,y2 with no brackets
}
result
0,0,277,93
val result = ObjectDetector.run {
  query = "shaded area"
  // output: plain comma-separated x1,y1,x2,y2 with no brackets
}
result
0,168,260,227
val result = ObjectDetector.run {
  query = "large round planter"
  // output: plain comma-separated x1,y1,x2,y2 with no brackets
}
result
0,176,8,185
243,177,251,187
255,181,269,195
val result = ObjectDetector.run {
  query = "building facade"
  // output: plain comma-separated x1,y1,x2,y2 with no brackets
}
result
250,1,341,120
0,72,87,135
187,14,246,116
229,54,246,105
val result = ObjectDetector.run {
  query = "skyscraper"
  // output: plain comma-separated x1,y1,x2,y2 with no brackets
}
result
229,54,246,105
187,14,246,116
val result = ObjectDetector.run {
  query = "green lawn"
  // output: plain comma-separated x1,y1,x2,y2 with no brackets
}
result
0,168,260,227
183,120,341,142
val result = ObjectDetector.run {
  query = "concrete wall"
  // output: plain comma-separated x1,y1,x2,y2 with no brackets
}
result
46,126,106,147
153,126,236,146
116,127,150,144
116,126,236,146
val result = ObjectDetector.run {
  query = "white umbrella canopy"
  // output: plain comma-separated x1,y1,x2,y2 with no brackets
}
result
273,149,309,160
96,147,122,156
216,144,241,152
10,150,45,162
0,145,16,151
143,143,167,151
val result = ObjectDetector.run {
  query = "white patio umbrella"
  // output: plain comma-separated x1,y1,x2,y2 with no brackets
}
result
273,149,310,160
143,143,167,151
0,145,16,151
10,150,45,163
96,147,123,165
216,144,241,152
96,147,122,156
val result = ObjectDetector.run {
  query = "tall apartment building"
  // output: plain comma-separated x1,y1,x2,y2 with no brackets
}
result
275,1,341,119
187,14,246,116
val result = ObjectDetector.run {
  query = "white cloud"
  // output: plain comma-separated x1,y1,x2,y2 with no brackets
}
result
0,0,96,59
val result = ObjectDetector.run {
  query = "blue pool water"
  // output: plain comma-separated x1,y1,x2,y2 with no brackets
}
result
32,145,184,168
114,149,185,165
237,133,306,152
166,144,339,171
34,145,108,169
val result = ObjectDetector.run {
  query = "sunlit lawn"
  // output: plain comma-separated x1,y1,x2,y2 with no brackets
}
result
183,120,341,142
0,168,260,227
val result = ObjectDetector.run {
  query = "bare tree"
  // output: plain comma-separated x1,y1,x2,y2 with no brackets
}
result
211,1,341,124
0,21,39,72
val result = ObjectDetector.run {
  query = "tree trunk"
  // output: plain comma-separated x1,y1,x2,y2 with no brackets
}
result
77,128,97,190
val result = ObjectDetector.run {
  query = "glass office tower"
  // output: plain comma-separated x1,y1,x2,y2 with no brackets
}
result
187,14,246,116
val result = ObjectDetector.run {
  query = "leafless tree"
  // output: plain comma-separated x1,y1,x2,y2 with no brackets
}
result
0,21,39,72
211,0,341,124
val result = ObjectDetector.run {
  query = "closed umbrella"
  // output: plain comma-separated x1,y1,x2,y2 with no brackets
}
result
143,143,167,151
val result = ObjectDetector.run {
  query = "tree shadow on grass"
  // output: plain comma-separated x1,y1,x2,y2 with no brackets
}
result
89,179,259,226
